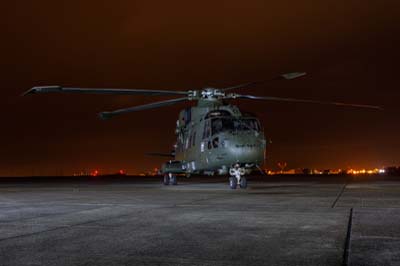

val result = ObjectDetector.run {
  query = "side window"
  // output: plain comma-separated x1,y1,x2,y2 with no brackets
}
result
212,137,219,148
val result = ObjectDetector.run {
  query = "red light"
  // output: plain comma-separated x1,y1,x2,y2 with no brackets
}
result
119,169,125,175
91,170,99,176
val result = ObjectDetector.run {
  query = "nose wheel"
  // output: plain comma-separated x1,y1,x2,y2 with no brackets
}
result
239,177,247,189
229,166,247,189
163,173,177,185
229,177,237,189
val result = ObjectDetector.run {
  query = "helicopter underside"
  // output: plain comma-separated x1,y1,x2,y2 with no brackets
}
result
161,160,257,189
161,140,265,176
161,160,259,176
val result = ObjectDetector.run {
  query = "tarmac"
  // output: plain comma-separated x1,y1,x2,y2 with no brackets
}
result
0,175,399,266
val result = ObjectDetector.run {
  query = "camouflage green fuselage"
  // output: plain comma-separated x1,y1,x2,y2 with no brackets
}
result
162,99,266,175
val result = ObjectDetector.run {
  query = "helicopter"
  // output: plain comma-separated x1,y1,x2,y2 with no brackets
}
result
23,72,381,189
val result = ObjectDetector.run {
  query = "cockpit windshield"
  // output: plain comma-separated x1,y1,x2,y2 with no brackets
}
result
211,117,261,135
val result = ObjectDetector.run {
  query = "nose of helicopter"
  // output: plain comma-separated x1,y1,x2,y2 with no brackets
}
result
223,132,266,164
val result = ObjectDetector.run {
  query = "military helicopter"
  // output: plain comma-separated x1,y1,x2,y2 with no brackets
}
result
23,72,381,189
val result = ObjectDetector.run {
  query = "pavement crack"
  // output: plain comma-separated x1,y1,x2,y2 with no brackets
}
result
332,182,348,208
342,207,354,266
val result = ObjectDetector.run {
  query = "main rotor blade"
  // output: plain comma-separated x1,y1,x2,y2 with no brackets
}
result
222,72,306,92
145,152,175,158
221,81,264,92
23,86,189,96
99,97,189,119
280,72,307,80
231,94,382,110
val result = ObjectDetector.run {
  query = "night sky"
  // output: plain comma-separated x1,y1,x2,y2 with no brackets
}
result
1,1,399,176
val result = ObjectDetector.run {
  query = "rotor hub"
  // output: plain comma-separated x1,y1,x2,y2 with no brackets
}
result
200,88,225,100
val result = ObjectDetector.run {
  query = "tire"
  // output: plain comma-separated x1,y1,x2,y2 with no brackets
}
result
240,177,247,189
170,174,178,185
229,177,237,189
163,174,170,185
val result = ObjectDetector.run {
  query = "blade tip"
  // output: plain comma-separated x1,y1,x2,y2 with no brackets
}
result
98,112,113,120
21,88,35,96
22,85,62,96
281,72,307,80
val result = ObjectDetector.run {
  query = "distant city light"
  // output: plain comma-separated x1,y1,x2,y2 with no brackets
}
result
346,168,387,175
263,167,390,175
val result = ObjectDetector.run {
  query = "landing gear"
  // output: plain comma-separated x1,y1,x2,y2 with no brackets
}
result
170,174,177,185
229,164,247,189
163,173,178,186
229,176,247,189
229,177,237,189
239,177,247,189
163,174,169,185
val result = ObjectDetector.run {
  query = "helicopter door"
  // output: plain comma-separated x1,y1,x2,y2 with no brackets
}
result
199,119,211,168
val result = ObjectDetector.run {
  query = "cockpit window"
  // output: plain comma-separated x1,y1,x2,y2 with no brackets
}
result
238,119,260,132
211,118,235,135
211,118,260,135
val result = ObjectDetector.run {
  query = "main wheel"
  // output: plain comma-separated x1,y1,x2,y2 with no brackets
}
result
229,177,237,189
169,174,178,185
163,174,170,185
239,177,247,189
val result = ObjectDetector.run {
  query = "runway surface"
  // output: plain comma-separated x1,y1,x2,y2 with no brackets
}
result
0,176,399,266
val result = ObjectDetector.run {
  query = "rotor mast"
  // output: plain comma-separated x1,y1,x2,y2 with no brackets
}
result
193,88,226,107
